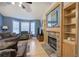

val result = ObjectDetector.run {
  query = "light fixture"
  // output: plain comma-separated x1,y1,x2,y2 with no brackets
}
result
2,26,8,31
19,2,22,7
11,2,22,7
12,2,15,5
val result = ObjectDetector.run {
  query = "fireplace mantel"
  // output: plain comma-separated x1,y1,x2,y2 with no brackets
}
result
46,28,60,33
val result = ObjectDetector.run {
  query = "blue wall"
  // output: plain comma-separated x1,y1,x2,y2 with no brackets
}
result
0,14,3,32
2,16,41,35
3,17,13,32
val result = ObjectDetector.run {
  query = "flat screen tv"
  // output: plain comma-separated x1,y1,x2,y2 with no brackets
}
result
47,7,60,28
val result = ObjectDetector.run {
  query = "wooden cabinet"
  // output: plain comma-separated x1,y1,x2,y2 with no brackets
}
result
62,3,79,56
62,40,75,57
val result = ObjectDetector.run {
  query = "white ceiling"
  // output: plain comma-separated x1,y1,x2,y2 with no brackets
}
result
0,2,52,20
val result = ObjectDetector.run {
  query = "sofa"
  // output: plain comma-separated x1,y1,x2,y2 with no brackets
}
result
0,49,16,57
18,31,29,41
0,32,18,57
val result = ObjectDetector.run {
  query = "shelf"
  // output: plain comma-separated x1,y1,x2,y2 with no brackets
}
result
64,32,76,35
63,2,77,57
64,11,75,17
63,39,75,45
64,23,76,26
46,28,60,33
64,3,76,10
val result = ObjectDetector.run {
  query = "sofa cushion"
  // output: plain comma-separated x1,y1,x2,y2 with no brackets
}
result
10,33,16,37
4,37,17,42
0,32,13,39
0,40,17,50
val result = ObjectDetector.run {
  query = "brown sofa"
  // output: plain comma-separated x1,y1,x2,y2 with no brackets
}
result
0,32,28,57
0,32,18,57
0,49,16,57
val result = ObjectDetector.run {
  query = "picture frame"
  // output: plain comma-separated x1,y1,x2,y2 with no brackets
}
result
51,10,58,27
47,6,59,28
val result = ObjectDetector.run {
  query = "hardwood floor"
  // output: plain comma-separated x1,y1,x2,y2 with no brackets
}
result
17,37,57,57
26,37,48,57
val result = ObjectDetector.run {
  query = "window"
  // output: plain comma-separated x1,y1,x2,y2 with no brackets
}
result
13,20,19,34
31,22,35,35
21,22,30,32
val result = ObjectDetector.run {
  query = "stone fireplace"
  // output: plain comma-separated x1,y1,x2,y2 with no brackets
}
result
48,32,60,53
48,36,57,51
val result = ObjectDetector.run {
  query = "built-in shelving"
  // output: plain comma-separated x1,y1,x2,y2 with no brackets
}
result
62,3,78,57
64,11,75,17
63,3,76,42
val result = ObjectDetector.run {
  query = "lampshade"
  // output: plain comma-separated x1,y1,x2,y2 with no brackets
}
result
2,26,8,30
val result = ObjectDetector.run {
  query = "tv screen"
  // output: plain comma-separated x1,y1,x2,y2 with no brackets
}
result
47,6,60,28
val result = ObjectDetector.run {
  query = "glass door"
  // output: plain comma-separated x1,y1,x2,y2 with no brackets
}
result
30,22,35,35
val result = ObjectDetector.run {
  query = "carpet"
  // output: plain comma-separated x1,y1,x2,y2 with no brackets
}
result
42,43,57,57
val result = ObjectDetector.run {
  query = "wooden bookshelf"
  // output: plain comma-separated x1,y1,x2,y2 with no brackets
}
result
64,10,75,17
62,3,79,57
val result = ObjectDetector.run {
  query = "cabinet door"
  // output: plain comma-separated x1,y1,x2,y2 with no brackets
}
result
62,42,76,57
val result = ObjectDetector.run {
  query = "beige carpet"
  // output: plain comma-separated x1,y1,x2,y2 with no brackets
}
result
42,43,57,57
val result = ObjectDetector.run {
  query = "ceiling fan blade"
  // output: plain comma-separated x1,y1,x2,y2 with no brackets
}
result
26,2,32,4
22,3,32,12
22,4,26,9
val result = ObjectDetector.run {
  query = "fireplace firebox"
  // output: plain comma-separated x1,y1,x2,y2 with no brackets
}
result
48,35,57,51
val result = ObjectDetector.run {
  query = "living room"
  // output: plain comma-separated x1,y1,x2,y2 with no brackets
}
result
0,2,79,57
0,2,52,57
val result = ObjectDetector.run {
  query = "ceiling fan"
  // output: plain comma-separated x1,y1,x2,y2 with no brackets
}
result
10,2,32,12
0,2,32,12
26,2,32,4
21,2,32,8
19,2,32,12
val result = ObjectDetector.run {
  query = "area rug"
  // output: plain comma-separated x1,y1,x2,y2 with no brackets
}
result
42,43,57,57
